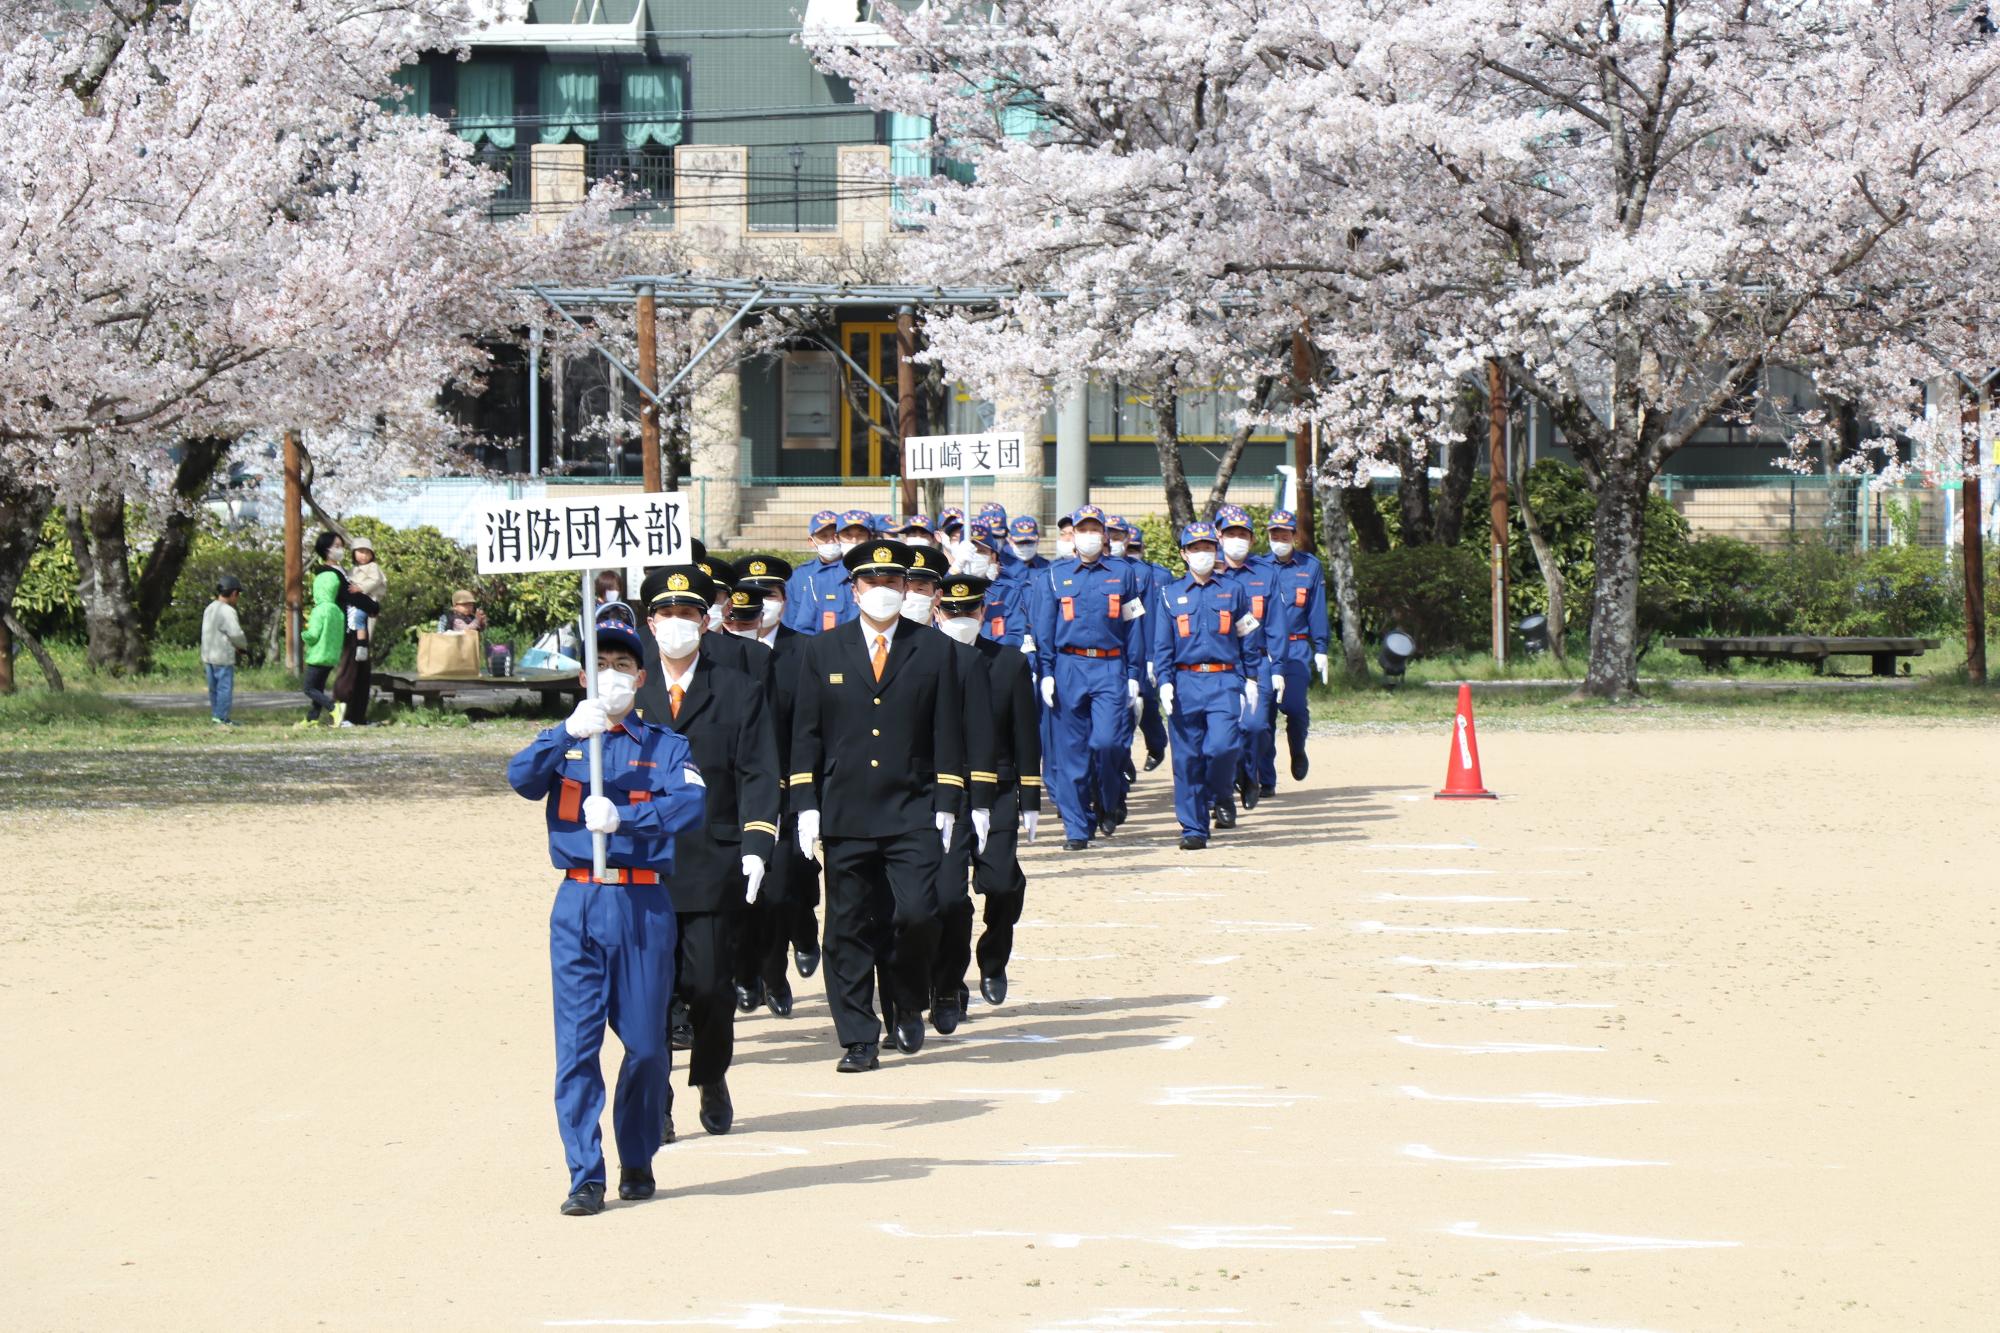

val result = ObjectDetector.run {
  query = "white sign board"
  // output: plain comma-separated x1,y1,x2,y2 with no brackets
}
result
476,493,691,574
901,431,1029,480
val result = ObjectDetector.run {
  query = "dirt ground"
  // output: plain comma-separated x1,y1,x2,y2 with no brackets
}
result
3,722,1996,1332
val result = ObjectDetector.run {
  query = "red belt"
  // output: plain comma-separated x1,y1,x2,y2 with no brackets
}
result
1178,663,1234,674
566,867,661,886
1061,646,1122,659
1287,633,1311,641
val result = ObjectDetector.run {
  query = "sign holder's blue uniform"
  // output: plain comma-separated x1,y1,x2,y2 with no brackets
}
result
1126,550,1173,764
1150,535,1266,842
1260,535,1329,786
508,718,706,1194
1031,509,1149,843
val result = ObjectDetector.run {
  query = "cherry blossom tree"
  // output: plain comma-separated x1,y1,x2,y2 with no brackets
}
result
816,0,2000,697
0,0,621,672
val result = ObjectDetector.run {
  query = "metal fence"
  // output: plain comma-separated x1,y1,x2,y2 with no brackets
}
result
1653,474,1984,552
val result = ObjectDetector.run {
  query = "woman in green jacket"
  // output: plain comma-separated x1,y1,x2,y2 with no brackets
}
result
302,532,348,725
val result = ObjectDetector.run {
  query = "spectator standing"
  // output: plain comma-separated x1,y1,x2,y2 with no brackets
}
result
200,575,249,725
336,537,386,726
301,532,347,726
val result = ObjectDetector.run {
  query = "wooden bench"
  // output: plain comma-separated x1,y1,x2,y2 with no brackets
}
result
1662,636,1940,677
374,671,585,713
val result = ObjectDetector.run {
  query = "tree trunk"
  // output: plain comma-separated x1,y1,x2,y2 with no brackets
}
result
66,496,149,674
1433,389,1481,545
1513,454,1566,664
134,435,233,642
1203,374,1276,515
1153,384,1196,529
1581,466,1647,698
2,612,63,691
0,475,54,695
1315,478,1370,682
1345,482,1390,554
1396,439,1434,545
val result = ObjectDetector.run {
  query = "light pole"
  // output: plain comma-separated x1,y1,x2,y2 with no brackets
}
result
787,143,804,230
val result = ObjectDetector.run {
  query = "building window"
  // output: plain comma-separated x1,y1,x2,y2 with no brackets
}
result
749,144,839,232
538,63,601,144
782,351,837,448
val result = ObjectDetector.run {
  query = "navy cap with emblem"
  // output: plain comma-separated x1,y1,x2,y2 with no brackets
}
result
642,565,716,610
734,554,792,590
904,544,946,584
723,585,766,620
937,575,992,612
842,539,914,576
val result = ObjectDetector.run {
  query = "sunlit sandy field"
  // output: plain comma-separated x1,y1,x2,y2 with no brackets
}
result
3,723,1994,1331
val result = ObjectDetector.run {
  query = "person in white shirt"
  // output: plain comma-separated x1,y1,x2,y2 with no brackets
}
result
199,576,249,724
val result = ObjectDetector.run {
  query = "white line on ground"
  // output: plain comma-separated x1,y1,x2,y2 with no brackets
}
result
1210,919,1315,933
952,1088,1072,1104
1154,1085,1320,1109
1394,1036,1604,1054
1401,1144,1668,1170
1355,921,1567,935
1380,992,1616,1011
1371,893,1533,903
1392,956,1578,970
1400,1086,1656,1109
1196,955,1241,965
1031,1309,1269,1330
1443,1220,1740,1254
544,1306,951,1328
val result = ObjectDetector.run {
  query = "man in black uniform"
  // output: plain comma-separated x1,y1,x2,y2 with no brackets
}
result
933,576,1042,1011
788,540,968,1071
637,568,780,1138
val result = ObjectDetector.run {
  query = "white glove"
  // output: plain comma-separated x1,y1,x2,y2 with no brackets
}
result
583,794,621,834
1022,809,1040,844
1041,676,1056,708
1020,634,1036,655
1158,682,1175,717
1244,679,1259,712
1237,614,1260,637
971,807,991,852
565,698,609,739
1315,651,1329,685
1127,678,1140,705
741,854,766,904
1146,660,1157,686
795,809,820,859
936,811,956,850
1274,674,1287,704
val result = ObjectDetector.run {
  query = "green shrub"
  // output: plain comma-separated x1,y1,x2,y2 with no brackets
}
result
1677,536,1778,635
157,531,287,662
1353,543,1491,651
14,513,81,640
1855,545,1956,636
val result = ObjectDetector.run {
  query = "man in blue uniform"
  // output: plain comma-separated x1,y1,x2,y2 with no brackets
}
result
893,513,937,549
1125,521,1172,772
969,520,1028,647
783,509,855,635
1213,504,1279,810
1004,515,1048,572
1031,505,1148,849
508,617,707,1215
1258,510,1329,785
1149,522,1265,850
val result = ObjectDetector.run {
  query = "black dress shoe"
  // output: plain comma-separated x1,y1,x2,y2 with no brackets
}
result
1064,838,1090,851
560,1181,606,1216
1240,781,1260,811
1214,801,1237,830
662,1087,677,1144
1291,753,1309,781
1258,783,1277,799
1180,834,1208,851
1144,750,1165,772
1096,813,1117,837
958,983,971,1014
767,976,794,1017
735,980,764,1013
931,994,961,1035
670,1020,694,1051
794,943,821,978
980,969,1008,1006
893,1012,926,1055
698,1078,733,1135
1113,802,1129,824
617,1167,655,1201
837,1042,879,1073
1120,759,1137,782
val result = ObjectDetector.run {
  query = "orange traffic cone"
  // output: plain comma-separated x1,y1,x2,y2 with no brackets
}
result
1436,683,1497,800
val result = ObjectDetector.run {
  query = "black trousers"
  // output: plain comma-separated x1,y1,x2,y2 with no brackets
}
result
735,817,822,990
673,909,740,1086
821,828,943,1047
935,785,1027,997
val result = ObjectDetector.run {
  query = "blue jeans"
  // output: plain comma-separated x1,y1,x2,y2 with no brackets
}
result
205,663,235,722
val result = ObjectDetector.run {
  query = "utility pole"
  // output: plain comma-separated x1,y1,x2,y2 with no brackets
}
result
636,284,661,492
1963,377,1987,685
1290,327,1318,553
896,309,919,516
1488,360,1510,667
282,429,304,674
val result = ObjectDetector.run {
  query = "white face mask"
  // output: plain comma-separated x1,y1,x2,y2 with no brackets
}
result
858,585,905,622
901,590,937,623
1056,536,1075,559
837,538,862,556
1221,536,1252,563
907,535,932,548
1186,551,1217,577
706,603,725,630
759,599,783,629
595,667,638,717
816,541,842,563
1012,541,1038,561
963,553,993,578
652,616,702,661
727,621,761,639
1269,540,1294,560
1108,539,1128,558
1074,531,1104,559
940,615,980,645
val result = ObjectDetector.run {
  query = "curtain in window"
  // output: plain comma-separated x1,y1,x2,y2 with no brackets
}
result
391,64,430,117
622,66,685,149
457,63,515,148
539,64,601,144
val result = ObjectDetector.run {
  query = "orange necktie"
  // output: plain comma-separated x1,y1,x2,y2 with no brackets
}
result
871,634,888,682
669,685,685,719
